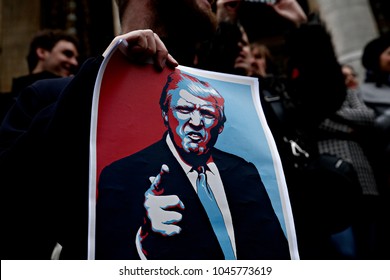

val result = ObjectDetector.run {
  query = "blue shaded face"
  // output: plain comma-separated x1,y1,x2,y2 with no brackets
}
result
166,89,223,155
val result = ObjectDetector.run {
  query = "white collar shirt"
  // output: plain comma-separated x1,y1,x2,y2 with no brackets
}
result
166,134,236,256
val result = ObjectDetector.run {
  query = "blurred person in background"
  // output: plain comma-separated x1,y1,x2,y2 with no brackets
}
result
250,42,276,78
197,0,368,259
316,63,380,259
195,20,257,76
342,64,360,90
361,33,390,116
196,0,307,77
360,34,390,258
195,0,257,76
0,29,79,123
11,29,79,98
360,34,390,195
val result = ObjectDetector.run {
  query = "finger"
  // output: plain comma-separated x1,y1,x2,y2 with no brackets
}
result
151,223,182,236
149,164,170,195
131,30,154,58
120,29,153,61
145,194,185,211
111,30,178,69
163,211,183,224
153,33,178,70
124,29,152,49
159,195,185,211
145,164,169,197
166,53,179,68
144,30,157,57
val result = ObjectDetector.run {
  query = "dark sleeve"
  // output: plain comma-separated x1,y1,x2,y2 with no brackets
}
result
0,77,70,154
44,56,105,259
0,56,103,260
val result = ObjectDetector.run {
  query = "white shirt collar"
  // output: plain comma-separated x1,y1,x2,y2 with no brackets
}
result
165,133,236,257
165,134,217,175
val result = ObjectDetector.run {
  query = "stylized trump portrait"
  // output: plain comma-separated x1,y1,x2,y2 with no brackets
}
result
89,42,298,260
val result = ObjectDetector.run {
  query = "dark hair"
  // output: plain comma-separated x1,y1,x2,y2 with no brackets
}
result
285,22,346,127
27,29,79,73
250,41,278,75
361,32,390,86
195,21,243,75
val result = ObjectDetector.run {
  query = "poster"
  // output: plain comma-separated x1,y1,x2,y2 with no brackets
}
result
88,39,299,260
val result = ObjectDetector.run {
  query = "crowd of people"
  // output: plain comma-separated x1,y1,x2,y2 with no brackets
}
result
0,0,389,260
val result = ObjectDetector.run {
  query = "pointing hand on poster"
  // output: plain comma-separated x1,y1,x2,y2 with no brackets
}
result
143,164,185,236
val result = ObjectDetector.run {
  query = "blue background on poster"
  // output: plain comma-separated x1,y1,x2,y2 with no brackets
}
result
181,69,286,235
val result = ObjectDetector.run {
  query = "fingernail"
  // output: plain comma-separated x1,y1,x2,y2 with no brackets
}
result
160,58,166,69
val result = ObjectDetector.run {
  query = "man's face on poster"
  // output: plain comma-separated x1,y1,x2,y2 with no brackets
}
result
165,89,224,156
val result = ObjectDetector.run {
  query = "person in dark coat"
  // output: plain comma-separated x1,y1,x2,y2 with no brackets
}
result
0,0,216,260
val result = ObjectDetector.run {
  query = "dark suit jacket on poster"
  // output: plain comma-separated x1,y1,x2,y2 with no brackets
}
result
96,136,290,260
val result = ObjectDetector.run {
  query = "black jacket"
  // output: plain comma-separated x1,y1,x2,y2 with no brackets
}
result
0,57,102,260
96,137,290,260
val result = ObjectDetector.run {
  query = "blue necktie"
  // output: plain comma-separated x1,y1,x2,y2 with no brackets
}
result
196,166,236,260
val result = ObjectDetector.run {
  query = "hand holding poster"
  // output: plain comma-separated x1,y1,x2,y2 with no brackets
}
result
88,39,299,260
